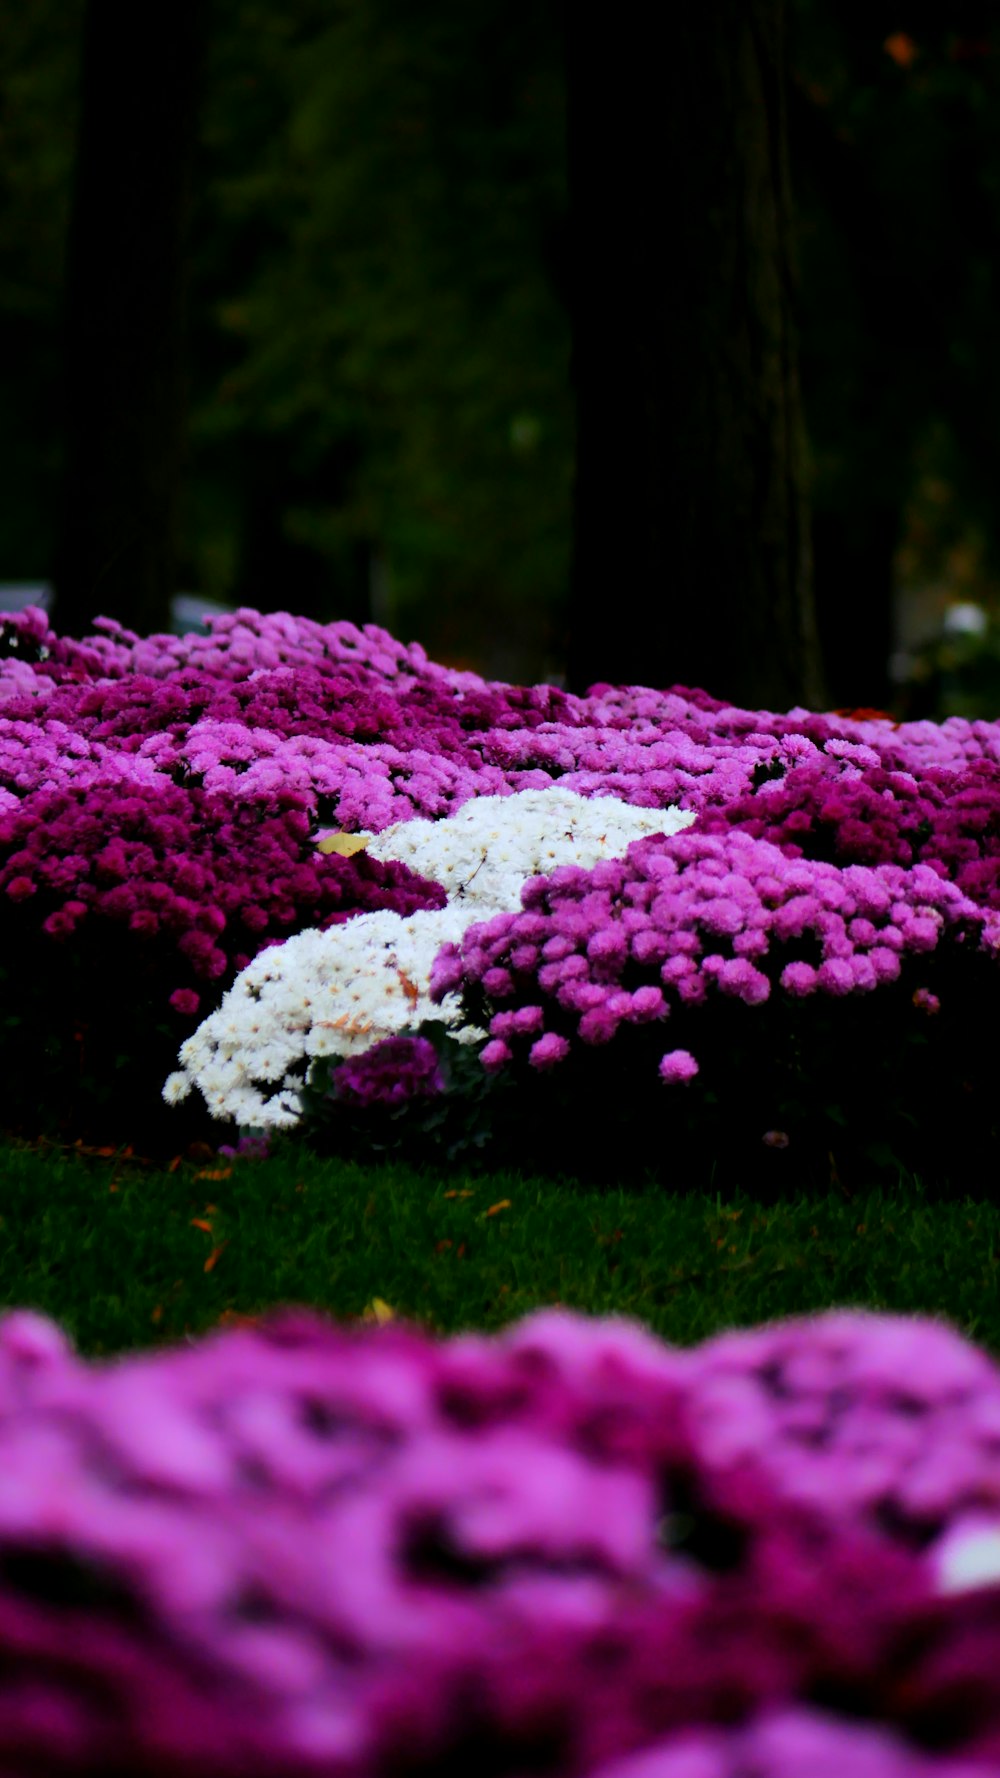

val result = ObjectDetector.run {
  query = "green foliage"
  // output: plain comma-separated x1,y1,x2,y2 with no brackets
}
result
187,0,572,664
5,1,1000,687
0,915,226,1161
788,7,1000,561
0,0,84,577
298,1018,523,1170
901,605,1000,719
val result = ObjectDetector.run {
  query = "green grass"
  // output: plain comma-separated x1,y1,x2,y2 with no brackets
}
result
1,1127,998,1362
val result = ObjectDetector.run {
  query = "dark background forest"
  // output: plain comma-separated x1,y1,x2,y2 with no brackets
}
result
2,1,1000,715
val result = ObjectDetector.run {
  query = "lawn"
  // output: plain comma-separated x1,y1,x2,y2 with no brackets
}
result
2,1122,997,1363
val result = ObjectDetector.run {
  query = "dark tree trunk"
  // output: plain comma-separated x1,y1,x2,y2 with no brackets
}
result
812,506,899,713
50,2,204,641
560,2,824,712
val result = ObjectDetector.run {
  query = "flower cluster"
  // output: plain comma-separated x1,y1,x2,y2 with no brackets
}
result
0,776,448,1015
698,758,1000,909
5,602,1000,856
163,787,694,1126
0,1300,997,1777
593,1712,982,1778
4,601,1000,1149
426,826,994,1090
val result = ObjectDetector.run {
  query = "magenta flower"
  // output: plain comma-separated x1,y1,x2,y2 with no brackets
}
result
529,1031,571,1068
659,1048,699,1084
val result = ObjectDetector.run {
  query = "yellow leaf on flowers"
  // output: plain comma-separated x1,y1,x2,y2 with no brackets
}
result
317,832,370,856
362,1298,395,1324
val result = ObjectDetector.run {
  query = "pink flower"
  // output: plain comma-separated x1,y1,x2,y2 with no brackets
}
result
659,1048,699,1084
169,988,201,1017
674,974,708,1006
780,961,818,996
629,984,667,1021
506,1004,544,1034
41,910,77,938
699,897,745,936
817,958,856,996
529,1032,570,1069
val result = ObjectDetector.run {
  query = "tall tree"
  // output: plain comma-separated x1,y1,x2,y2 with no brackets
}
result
50,1,204,640
560,2,825,711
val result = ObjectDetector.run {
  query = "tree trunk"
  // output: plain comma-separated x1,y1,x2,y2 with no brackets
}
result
50,1,204,641
560,2,824,713
812,506,899,713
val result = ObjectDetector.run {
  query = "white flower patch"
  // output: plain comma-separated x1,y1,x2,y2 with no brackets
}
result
933,1516,1000,1596
163,786,696,1129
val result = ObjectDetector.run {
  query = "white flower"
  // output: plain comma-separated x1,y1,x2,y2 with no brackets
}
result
934,1518,1000,1595
165,786,696,1127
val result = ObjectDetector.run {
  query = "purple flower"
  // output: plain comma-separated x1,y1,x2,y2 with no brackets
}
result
217,1133,271,1162
333,1034,445,1108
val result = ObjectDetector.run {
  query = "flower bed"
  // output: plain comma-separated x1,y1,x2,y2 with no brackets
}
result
2,602,1000,1180
0,1301,997,1776
7,608,1000,1768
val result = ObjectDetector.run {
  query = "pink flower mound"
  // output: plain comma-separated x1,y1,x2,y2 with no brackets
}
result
689,1310,1000,1547
0,1304,999,1776
429,828,990,1083
698,760,1000,911
4,601,1000,966
587,1708,985,1778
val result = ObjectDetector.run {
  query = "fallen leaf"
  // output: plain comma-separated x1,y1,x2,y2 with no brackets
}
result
484,1200,512,1217
362,1298,395,1323
215,1309,264,1329
884,31,919,66
190,1218,214,1233
316,832,371,856
397,967,420,1005
204,1242,229,1273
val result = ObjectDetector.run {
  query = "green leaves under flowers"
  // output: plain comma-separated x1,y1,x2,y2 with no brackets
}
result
297,1019,521,1170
